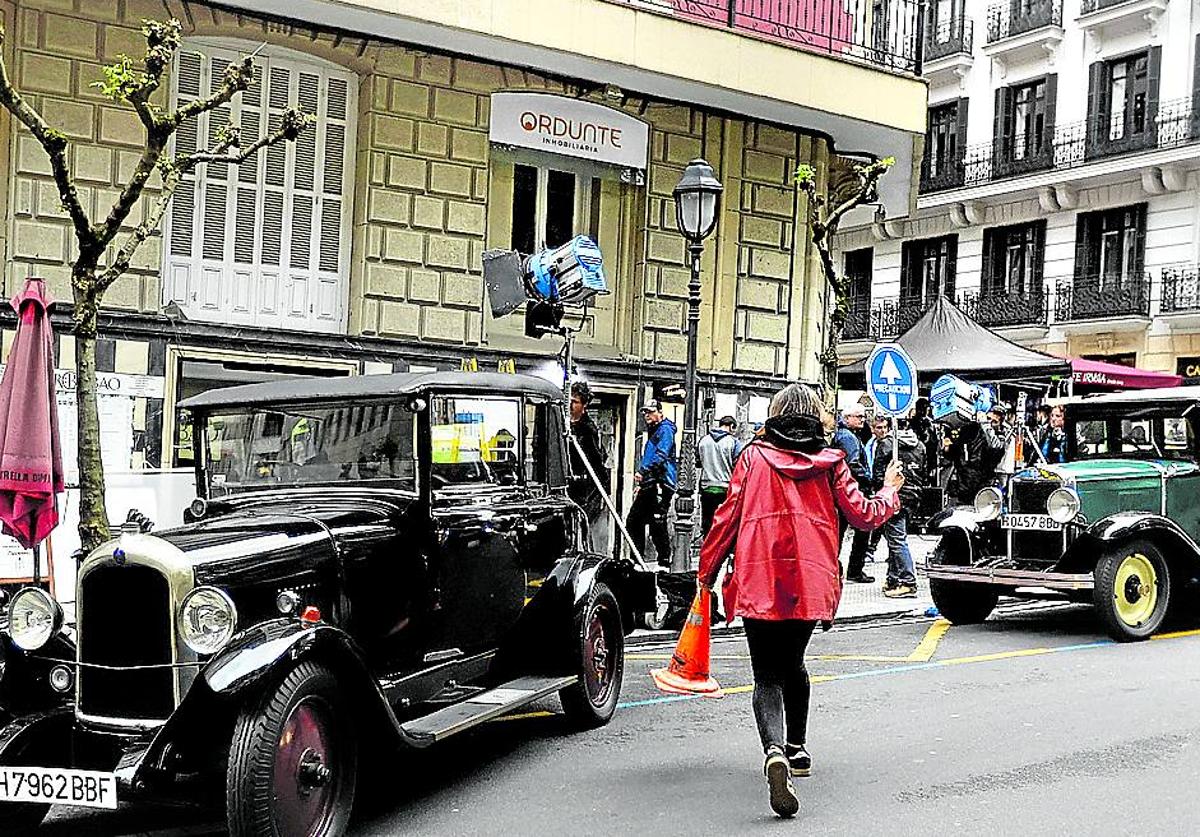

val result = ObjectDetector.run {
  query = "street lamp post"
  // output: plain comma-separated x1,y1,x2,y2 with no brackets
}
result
671,159,723,572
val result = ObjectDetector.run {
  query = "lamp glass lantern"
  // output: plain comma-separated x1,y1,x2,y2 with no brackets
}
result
673,159,723,243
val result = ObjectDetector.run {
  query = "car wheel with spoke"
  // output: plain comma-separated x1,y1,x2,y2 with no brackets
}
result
227,662,357,837
1094,539,1170,642
561,582,624,729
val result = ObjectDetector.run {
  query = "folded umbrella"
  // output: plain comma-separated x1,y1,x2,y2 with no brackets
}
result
0,278,64,551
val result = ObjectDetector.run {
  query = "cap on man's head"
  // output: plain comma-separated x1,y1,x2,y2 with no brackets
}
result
641,399,663,413
718,415,736,428
843,403,867,417
990,401,1012,415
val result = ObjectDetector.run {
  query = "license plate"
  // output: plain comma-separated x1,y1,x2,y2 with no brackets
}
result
0,766,117,809
1001,514,1063,531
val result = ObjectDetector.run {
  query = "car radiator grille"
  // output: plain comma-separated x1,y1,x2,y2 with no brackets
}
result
78,565,175,720
1010,480,1058,515
1010,531,1064,565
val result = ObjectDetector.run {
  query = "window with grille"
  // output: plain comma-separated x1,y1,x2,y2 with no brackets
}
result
163,43,357,334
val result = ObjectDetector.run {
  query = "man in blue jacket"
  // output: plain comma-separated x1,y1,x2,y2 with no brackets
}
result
833,403,876,583
627,399,677,567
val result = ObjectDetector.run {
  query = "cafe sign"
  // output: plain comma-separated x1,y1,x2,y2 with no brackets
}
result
1177,356,1200,385
489,92,649,170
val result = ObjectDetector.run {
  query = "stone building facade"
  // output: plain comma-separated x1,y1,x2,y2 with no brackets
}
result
0,0,925,520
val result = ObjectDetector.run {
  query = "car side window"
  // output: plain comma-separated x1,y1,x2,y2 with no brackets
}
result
430,396,522,488
523,401,568,489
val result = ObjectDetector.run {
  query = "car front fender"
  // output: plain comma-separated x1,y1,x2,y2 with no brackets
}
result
0,707,72,768
1060,512,1200,573
203,619,365,696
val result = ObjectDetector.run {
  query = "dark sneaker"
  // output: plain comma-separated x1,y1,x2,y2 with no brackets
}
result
786,743,811,777
764,748,799,818
846,573,875,584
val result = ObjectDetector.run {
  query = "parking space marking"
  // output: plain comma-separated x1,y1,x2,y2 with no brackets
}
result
906,619,953,662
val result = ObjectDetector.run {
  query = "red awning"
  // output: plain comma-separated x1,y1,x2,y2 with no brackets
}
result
1070,357,1183,390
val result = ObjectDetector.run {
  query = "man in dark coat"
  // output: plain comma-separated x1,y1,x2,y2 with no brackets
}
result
945,409,1007,505
832,403,874,582
568,382,609,548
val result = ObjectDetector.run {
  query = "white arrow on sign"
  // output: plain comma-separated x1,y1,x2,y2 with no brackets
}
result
879,351,904,411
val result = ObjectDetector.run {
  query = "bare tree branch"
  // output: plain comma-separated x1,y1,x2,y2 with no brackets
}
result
0,26,93,245
169,55,255,131
96,109,312,292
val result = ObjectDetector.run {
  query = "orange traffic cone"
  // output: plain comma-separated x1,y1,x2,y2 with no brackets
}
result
651,587,724,698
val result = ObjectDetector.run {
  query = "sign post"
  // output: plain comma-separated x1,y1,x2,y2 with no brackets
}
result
865,344,919,468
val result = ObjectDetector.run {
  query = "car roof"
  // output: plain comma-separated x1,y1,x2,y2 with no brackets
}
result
1072,385,1200,413
178,371,564,411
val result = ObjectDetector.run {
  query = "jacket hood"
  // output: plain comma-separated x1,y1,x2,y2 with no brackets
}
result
708,428,732,441
754,442,844,480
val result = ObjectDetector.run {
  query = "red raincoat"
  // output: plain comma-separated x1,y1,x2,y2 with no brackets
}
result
698,442,900,621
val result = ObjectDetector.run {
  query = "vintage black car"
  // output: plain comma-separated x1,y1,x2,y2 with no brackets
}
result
0,371,654,835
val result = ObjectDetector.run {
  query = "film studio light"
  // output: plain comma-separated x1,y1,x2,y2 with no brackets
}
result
482,235,610,337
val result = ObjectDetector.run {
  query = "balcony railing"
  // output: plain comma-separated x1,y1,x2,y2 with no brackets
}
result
603,0,924,74
958,287,1046,328
1160,265,1200,314
1079,0,1134,12
986,0,1062,43
922,99,1199,193
925,16,973,62
1054,274,1151,322
841,293,937,340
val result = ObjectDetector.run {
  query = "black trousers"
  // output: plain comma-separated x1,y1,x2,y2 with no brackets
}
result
743,619,817,753
845,525,881,578
700,489,727,536
627,483,674,566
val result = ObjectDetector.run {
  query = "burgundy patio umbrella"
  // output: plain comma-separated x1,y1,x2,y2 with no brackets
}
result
0,279,64,582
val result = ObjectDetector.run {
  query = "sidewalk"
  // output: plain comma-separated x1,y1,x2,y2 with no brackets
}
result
628,534,941,645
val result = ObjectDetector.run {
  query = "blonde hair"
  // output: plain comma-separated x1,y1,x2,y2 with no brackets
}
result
768,383,828,422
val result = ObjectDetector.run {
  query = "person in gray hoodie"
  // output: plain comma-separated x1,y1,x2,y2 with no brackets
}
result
697,416,744,535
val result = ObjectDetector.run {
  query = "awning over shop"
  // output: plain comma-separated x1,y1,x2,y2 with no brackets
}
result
1070,357,1183,390
839,296,1073,387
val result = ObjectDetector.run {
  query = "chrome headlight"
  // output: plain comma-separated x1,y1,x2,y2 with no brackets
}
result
7,587,64,651
178,586,237,655
1046,487,1081,524
973,486,1003,521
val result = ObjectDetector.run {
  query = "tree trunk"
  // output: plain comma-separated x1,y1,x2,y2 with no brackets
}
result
73,295,110,553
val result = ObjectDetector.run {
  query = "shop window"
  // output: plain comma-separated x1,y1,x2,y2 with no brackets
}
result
510,163,600,254
163,42,357,334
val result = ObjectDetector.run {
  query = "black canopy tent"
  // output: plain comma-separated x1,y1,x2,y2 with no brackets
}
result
838,295,1072,389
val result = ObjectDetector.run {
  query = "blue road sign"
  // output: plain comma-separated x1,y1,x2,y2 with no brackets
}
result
865,344,917,417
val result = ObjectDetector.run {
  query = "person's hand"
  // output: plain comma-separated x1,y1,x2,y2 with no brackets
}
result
697,576,714,593
883,460,905,490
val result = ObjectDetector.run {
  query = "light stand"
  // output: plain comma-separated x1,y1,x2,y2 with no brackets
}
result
671,160,723,572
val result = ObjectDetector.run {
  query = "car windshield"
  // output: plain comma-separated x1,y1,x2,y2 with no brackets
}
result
1071,415,1194,461
202,402,417,495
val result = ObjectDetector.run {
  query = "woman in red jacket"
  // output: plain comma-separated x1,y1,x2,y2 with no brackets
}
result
698,383,902,818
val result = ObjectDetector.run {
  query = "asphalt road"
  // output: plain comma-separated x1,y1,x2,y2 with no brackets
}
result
42,602,1200,836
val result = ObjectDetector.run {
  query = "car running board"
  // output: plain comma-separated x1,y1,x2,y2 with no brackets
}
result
400,674,577,747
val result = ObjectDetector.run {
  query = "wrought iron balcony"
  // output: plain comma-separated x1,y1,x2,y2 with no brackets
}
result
986,0,1062,43
925,16,973,62
958,287,1046,328
1160,265,1200,314
1054,274,1151,322
923,99,1198,193
602,0,925,75
1079,0,1135,12
841,294,936,341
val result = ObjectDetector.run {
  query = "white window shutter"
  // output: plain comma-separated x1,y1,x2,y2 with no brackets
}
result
162,44,357,334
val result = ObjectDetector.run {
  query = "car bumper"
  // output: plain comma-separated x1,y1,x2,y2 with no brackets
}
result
927,564,1095,591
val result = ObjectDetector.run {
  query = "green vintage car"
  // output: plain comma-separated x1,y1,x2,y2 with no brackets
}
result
928,386,1200,641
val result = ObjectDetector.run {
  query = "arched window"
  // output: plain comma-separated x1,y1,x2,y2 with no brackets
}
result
162,41,357,334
